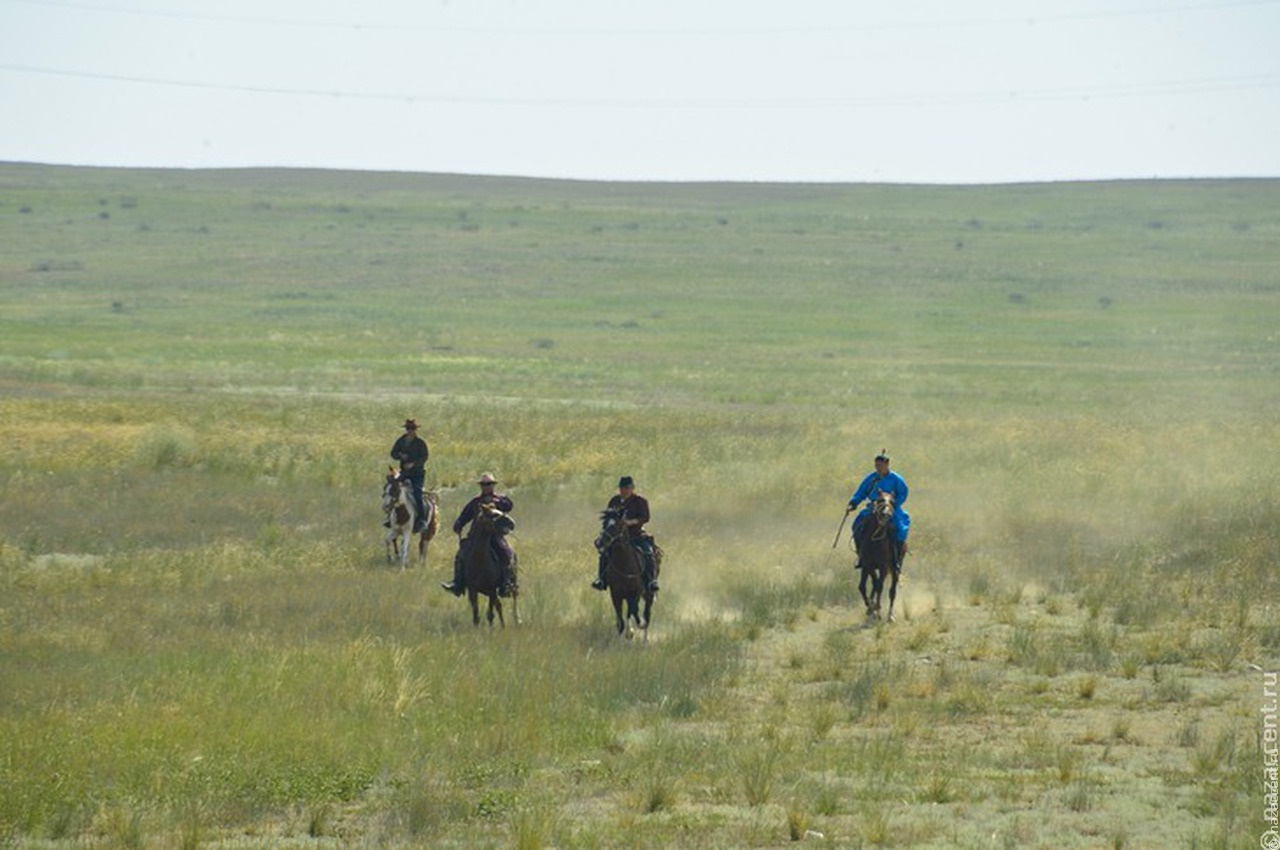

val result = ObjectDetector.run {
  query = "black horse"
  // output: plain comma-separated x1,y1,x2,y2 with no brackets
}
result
459,503,518,627
857,492,901,623
598,506,654,640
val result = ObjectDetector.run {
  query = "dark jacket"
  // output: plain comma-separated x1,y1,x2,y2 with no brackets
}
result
453,493,514,534
607,493,650,539
390,434,429,476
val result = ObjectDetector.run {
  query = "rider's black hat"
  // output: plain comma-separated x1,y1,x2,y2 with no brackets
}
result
404,419,418,430
618,476,635,488
875,450,890,463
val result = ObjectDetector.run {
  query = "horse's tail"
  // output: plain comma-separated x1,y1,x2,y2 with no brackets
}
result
424,502,440,541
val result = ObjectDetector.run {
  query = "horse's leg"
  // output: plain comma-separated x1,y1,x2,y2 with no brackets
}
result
469,589,481,626
612,596,625,635
859,568,873,616
625,596,639,640
490,593,503,628
418,533,428,568
386,528,395,563
887,568,900,623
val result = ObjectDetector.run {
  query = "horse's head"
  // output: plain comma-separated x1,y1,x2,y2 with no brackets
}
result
873,491,896,524
599,506,628,544
471,502,515,537
384,468,409,514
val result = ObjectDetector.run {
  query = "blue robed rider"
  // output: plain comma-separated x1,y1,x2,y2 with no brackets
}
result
846,450,911,572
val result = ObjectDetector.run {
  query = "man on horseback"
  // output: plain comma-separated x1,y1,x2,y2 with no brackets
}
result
847,450,911,572
592,476,659,593
389,418,430,533
441,473,516,597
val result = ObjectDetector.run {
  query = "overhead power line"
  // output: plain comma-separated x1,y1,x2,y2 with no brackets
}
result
2,61,1277,107
6,0,1280,34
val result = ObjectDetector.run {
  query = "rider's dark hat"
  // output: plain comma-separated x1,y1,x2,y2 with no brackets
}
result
874,450,890,462
403,419,418,430
618,476,635,488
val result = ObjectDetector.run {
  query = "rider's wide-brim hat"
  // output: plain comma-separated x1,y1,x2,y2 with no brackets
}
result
403,419,418,430
477,472,498,484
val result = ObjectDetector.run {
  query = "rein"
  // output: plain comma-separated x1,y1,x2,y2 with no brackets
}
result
468,507,502,540
601,511,632,549
870,496,894,542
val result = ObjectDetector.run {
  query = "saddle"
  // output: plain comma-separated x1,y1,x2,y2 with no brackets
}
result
603,535,662,576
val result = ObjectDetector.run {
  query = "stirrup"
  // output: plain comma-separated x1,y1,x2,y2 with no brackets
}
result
591,578,607,591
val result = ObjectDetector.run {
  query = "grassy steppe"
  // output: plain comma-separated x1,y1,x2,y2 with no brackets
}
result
1,164,1277,848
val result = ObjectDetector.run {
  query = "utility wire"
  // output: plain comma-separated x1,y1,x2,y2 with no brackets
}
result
2,61,1277,107
5,0,1280,35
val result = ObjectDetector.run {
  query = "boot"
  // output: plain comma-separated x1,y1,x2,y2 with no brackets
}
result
643,553,659,593
591,553,608,590
440,555,465,596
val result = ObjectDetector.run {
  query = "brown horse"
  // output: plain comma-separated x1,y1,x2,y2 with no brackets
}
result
599,506,654,640
460,502,517,627
857,492,901,623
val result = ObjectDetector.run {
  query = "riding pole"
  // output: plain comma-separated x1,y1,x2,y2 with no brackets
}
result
831,510,850,549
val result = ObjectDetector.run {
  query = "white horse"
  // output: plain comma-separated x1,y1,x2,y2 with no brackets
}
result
382,470,438,569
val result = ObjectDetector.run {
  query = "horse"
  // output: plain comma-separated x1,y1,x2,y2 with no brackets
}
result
459,502,518,627
857,491,901,623
599,506,654,640
382,469,416,569
381,469,438,569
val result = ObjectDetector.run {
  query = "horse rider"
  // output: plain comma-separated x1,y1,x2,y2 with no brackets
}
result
441,473,516,596
389,418,430,532
846,450,911,572
592,475,659,593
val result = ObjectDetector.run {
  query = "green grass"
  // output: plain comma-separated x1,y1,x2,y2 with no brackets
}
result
1,165,1278,847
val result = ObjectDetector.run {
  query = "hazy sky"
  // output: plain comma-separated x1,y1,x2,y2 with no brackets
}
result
2,0,1279,183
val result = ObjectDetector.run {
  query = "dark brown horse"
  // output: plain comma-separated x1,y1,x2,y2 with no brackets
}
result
460,502,517,627
858,492,901,623
599,506,654,640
